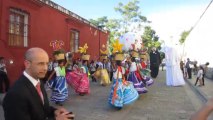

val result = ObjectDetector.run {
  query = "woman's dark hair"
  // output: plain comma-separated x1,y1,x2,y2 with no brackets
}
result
58,59,65,64
116,60,122,66
90,60,94,64
131,57,136,62
206,62,210,66
83,60,88,64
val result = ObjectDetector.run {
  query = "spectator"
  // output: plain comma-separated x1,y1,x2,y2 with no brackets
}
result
201,62,210,86
3,47,74,120
194,65,204,86
180,60,184,75
0,57,10,93
161,58,166,71
89,60,97,82
185,58,193,79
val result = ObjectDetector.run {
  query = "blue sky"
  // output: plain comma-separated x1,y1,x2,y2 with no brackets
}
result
51,0,210,19
51,0,212,41
51,0,213,65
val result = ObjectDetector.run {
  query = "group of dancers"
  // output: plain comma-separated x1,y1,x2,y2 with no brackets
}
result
46,42,154,109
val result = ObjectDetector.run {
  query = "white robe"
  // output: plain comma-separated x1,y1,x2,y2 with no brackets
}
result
165,46,185,86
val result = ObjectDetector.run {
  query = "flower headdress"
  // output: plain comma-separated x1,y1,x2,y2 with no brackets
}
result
100,44,109,60
100,44,109,55
52,49,65,60
138,43,149,60
112,39,123,54
112,39,124,61
78,43,90,60
138,43,148,55
78,43,88,55
50,40,65,60
129,43,139,58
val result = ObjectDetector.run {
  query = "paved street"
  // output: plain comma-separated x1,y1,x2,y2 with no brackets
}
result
0,70,212,120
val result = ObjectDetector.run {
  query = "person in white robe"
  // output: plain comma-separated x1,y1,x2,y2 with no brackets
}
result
165,46,185,86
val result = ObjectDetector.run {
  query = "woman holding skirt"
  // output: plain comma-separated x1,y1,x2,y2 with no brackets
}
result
48,60,68,106
109,60,139,108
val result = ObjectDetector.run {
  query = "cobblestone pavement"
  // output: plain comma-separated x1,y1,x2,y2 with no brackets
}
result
52,71,198,120
0,70,211,120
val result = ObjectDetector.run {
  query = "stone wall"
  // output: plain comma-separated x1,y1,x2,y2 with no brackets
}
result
206,67,213,80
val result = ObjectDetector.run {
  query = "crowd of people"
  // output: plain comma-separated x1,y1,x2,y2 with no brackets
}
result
1,39,160,119
179,58,210,87
1,43,212,119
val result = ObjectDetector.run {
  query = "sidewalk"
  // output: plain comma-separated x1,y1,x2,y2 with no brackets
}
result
186,74,213,119
186,74,213,102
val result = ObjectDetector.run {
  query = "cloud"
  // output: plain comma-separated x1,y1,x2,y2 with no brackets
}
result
184,3,213,66
148,3,213,66
147,5,206,43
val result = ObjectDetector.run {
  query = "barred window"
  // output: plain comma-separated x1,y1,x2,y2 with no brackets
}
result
8,8,29,47
70,29,79,52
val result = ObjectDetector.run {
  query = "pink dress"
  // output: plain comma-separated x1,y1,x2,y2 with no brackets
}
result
66,67,90,94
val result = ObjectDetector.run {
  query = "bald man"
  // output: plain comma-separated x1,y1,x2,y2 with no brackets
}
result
3,48,74,120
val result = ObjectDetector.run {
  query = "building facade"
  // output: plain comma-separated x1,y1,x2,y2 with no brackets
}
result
0,0,109,84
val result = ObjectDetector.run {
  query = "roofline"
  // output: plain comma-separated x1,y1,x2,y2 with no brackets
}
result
38,0,109,33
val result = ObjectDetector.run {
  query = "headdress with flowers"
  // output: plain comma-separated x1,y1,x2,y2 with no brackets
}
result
112,39,124,61
100,44,109,60
138,43,149,60
112,39,123,54
138,43,148,55
129,43,139,58
100,44,109,55
78,43,90,60
78,43,88,55
50,40,65,60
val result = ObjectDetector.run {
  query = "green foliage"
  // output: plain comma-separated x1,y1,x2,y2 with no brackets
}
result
179,28,192,44
114,0,140,21
114,0,148,32
88,0,162,54
160,52,165,61
142,26,162,51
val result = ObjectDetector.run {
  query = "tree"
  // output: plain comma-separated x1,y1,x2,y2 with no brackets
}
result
179,28,192,44
89,0,162,54
142,26,162,51
114,0,148,33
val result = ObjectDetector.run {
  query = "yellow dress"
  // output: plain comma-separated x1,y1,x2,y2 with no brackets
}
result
94,68,111,86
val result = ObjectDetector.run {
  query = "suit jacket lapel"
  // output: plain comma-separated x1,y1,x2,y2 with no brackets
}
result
21,75,45,106
40,81,50,107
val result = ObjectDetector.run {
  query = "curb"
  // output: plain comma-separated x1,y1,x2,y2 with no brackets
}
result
185,79,207,103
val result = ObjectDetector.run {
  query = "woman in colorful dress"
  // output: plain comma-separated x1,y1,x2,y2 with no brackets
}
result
109,40,139,109
139,54,154,87
78,60,90,95
66,44,90,96
93,58,111,86
94,44,111,86
127,56,148,94
48,59,68,106
66,61,90,96
109,59,139,109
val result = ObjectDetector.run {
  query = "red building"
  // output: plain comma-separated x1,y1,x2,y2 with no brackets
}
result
0,0,109,84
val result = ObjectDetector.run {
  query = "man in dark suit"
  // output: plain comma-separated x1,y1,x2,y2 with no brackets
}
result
3,47,74,120
149,47,161,78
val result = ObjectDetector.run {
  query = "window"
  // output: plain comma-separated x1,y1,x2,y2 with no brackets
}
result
70,29,79,52
8,8,29,47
